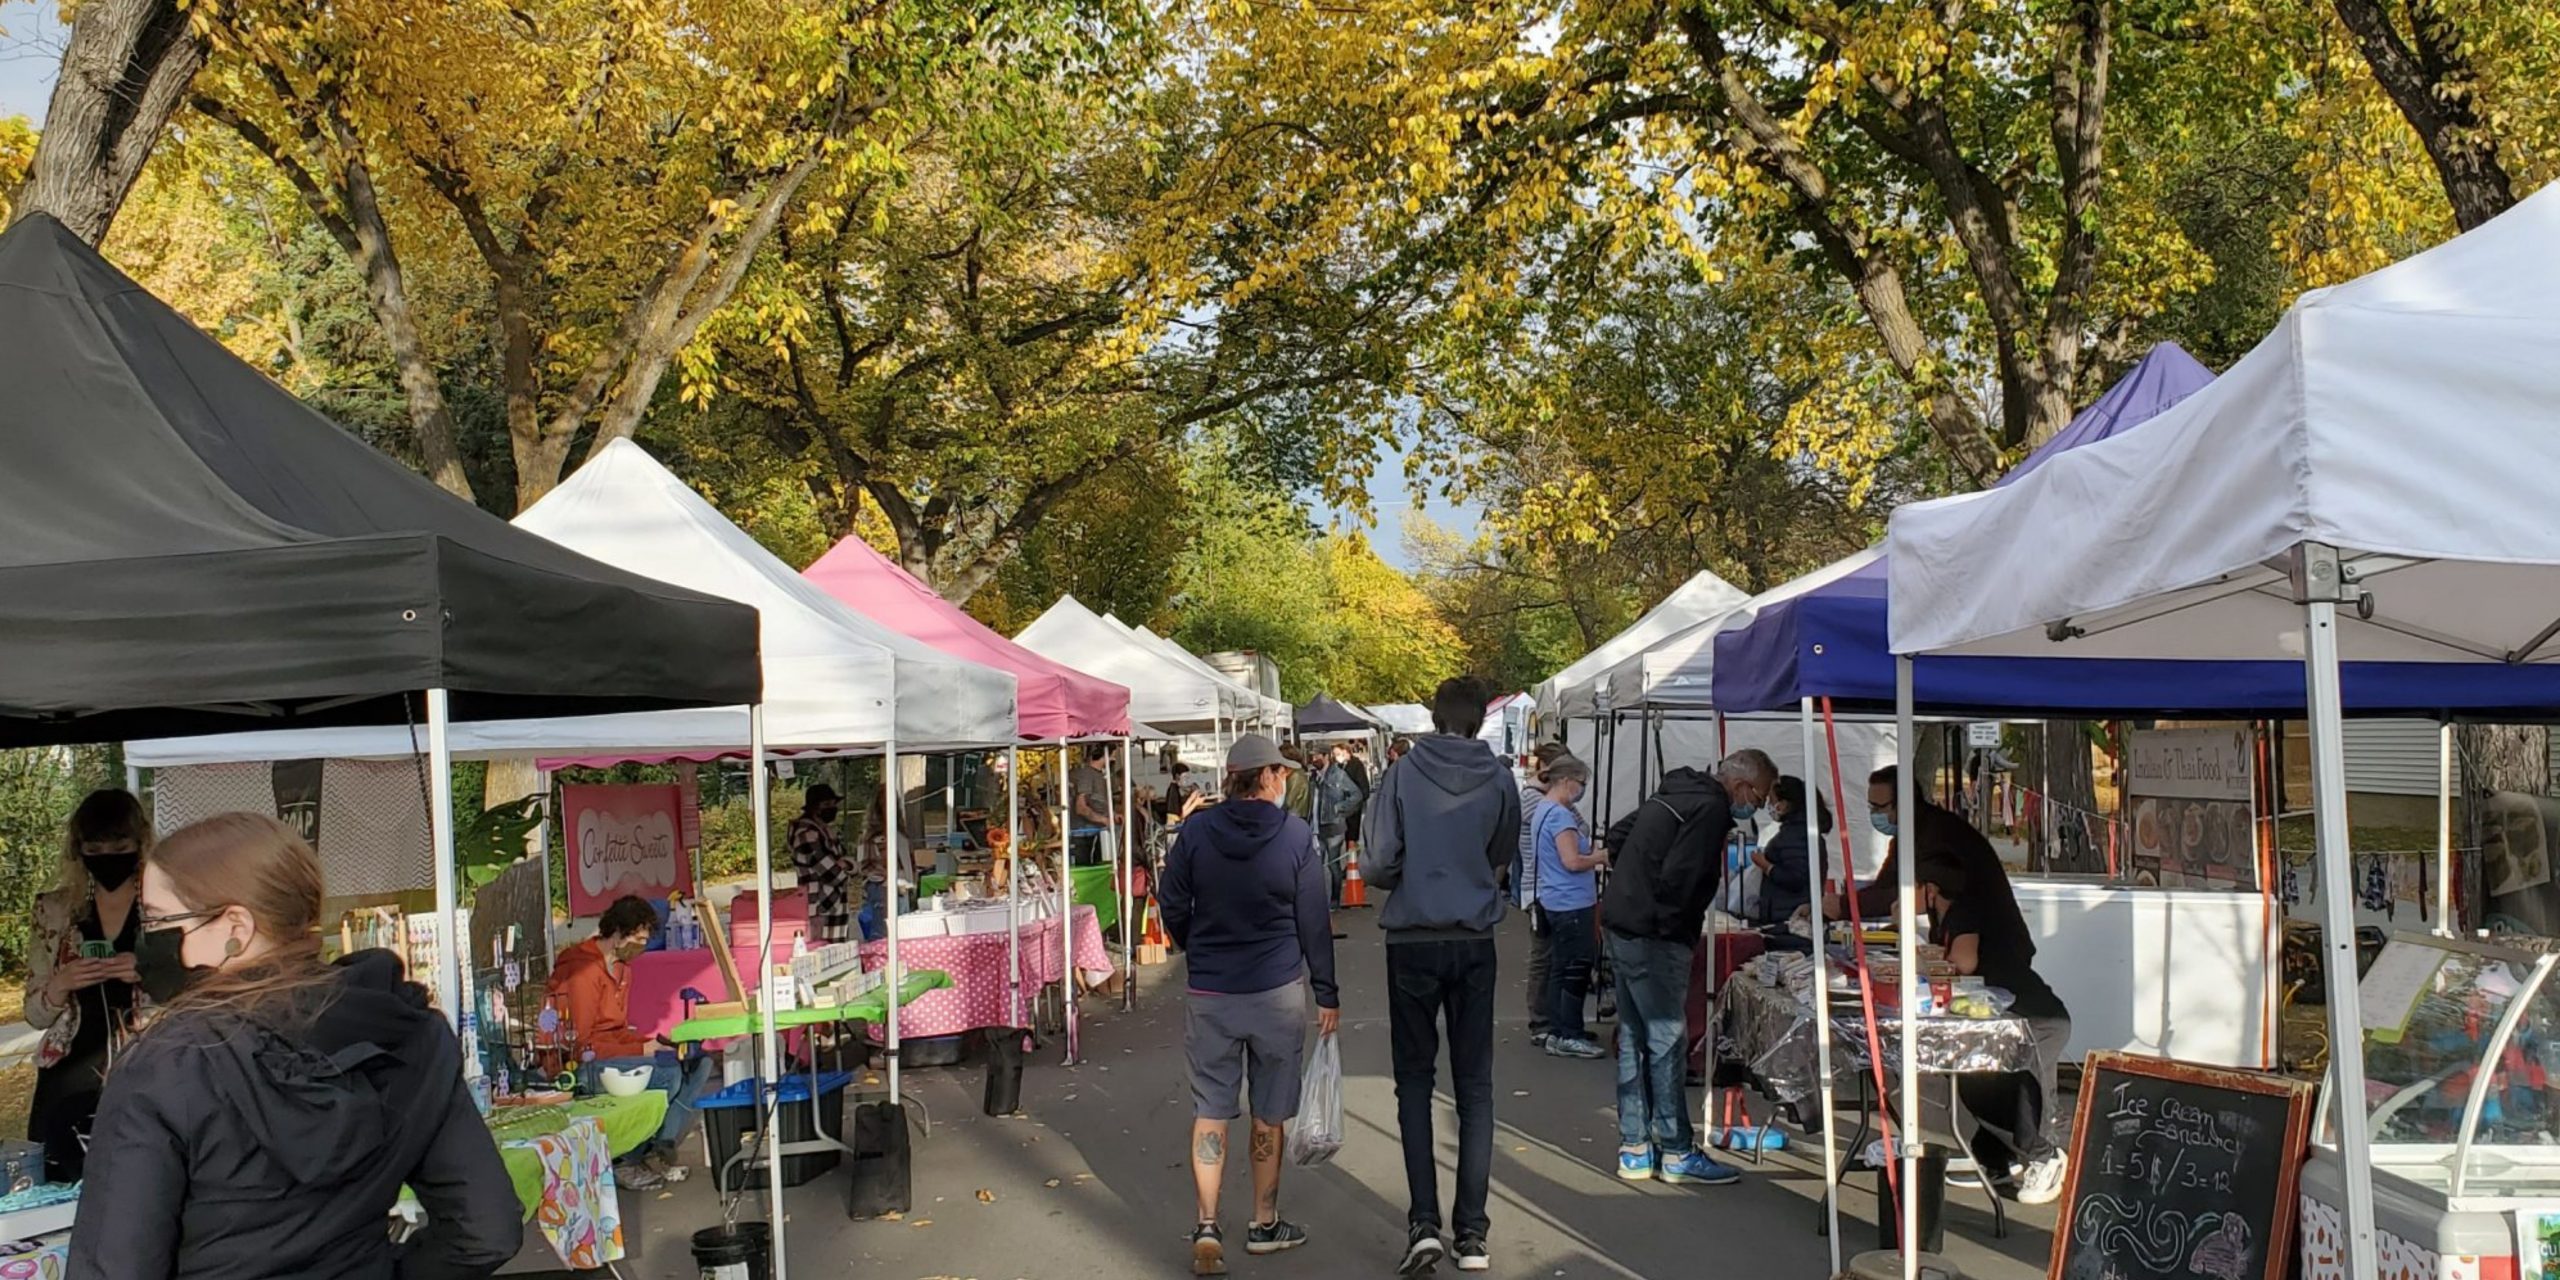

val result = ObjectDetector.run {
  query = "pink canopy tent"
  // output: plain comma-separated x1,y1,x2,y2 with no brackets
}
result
803,536,1132,739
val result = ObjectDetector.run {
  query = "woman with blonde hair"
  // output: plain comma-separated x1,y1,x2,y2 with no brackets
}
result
69,812,519,1279
24,789,149,1181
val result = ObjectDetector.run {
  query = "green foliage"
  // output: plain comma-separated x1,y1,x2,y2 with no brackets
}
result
0,748,122,976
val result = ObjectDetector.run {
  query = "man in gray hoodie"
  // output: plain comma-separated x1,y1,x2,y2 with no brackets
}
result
1363,676,1521,1276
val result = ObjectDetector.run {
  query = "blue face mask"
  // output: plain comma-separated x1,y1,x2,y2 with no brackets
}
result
1871,812,1898,837
1729,802,1756,822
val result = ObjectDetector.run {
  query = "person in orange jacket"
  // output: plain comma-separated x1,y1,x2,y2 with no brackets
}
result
549,895,717,1190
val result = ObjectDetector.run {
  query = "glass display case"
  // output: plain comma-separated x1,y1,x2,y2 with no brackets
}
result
2297,932,2560,1280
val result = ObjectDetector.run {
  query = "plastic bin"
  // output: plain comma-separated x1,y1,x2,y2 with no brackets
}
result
698,1070,854,1191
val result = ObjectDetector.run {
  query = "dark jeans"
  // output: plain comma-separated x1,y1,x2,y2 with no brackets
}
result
1607,931,1695,1153
1540,907,1597,1042
1386,938,1496,1239
1524,920,1551,1037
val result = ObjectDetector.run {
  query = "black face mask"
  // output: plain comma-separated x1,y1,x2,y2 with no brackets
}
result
134,925,213,1003
82,853,139,892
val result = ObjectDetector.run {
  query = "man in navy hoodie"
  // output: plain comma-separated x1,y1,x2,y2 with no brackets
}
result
1158,734,1341,1276
1365,676,1521,1276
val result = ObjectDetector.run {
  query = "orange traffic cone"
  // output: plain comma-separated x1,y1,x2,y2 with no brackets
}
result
1340,848,1369,908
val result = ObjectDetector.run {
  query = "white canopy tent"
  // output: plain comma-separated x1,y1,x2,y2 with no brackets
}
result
132,441,1023,1280
1113,616,1280,727
131,441,1020,763
1886,185,2560,1280
1596,549,1885,714
1364,703,1434,735
1534,569,1750,722
1016,596,1240,733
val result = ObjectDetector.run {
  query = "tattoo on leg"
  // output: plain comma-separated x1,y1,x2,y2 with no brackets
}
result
1195,1129,1225,1165
1251,1126,1279,1161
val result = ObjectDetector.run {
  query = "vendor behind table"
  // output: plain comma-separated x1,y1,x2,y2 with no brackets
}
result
549,893,717,1192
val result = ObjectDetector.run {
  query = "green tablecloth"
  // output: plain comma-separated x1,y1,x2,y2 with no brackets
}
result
664,970,954,1043
916,867,1116,930
479,1092,668,1221
1071,864,1117,932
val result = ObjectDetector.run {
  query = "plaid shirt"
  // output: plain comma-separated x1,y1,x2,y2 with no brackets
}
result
788,813,856,942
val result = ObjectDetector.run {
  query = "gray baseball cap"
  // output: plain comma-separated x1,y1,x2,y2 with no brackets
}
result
1225,733,1298,774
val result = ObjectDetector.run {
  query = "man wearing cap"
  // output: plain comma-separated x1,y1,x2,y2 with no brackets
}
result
788,784,856,943
1157,734,1342,1275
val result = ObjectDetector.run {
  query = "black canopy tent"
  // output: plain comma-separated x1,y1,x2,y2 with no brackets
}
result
0,214,762,1022
0,215,761,748
1294,694,1382,736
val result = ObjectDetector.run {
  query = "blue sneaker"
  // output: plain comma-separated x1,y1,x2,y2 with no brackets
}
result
1657,1148,1741,1186
1616,1145,1655,1181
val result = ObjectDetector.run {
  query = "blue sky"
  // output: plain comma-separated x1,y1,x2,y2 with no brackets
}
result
0,2,59,121
0,7,1481,563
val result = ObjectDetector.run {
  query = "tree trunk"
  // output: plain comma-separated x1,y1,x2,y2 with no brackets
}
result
2460,724,2549,796
9,0,208,243
2331,0,2517,231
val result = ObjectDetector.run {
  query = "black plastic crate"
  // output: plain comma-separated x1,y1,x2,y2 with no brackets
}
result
698,1070,852,1191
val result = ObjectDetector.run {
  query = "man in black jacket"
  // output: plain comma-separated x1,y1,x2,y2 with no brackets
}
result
1598,748,1776,1186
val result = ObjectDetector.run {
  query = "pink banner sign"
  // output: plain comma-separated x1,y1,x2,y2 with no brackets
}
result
562,784,690,917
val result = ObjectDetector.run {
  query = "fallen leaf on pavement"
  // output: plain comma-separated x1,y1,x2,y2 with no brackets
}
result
910,1218,934,1228
976,1189,997,1203
1044,1179,1062,1189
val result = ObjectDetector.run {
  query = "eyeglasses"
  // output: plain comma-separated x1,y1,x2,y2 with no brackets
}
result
138,907,225,931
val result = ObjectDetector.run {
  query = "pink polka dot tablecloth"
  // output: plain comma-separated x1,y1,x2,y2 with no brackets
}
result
858,905,1114,1040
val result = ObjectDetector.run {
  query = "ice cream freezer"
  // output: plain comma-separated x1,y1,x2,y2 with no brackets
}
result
2297,932,2560,1280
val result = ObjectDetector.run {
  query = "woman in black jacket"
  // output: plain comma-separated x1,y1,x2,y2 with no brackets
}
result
1751,776,1831,927
71,813,521,1279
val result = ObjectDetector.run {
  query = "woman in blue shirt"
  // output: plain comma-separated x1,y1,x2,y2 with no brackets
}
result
1528,755,1608,1059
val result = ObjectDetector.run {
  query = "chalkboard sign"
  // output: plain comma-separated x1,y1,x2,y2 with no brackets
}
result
2048,1052,2315,1280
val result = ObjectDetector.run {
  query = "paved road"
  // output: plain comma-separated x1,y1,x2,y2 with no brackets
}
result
613,921,2063,1279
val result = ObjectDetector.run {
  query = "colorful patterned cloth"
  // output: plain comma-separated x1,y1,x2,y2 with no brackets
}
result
0,1241,66,1279
507,1116,622,1267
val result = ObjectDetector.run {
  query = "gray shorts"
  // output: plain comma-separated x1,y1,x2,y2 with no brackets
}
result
1184,983,1308,1123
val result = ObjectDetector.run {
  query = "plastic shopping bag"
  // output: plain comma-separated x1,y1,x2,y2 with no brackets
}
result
1286,1033,1344,1167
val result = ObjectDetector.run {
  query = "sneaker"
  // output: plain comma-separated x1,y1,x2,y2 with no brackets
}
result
1528,1032,1552,1051
1399,1225,1447,1275
1454,1235,1489,1272
1616,1145,1655,1181
1657,1148,1741,1186
641,1152,690,1184
1192,1222,1227,1276
1545,1036,1606,1060
611,1161,665,1192
2016,1153,2069,1206
1245,1219,1306,1255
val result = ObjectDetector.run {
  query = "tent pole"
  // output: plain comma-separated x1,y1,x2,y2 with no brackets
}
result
1058,740,1077,1064
536,768,556,957
1122,736,1137,1011
886,740,905,1104
2438,721,2455,936
2303,591,2380,1278
749,706,789,1280
425,689,462,1030
1894,658,1919,1280
1007,746,1023,1030
1803,697,1843,1269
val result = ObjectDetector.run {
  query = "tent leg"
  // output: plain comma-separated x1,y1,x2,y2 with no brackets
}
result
425,689,462,1030
1122,737,1137,1012
2303,595,2381,1279
1058,742,1078,1065
535,768,556,957
1008,747,1022,1030
2438,721,2456,936
1894,659,1919,1280
886,741,904,1104
1803,698,1843,1269
749,706,789,1280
